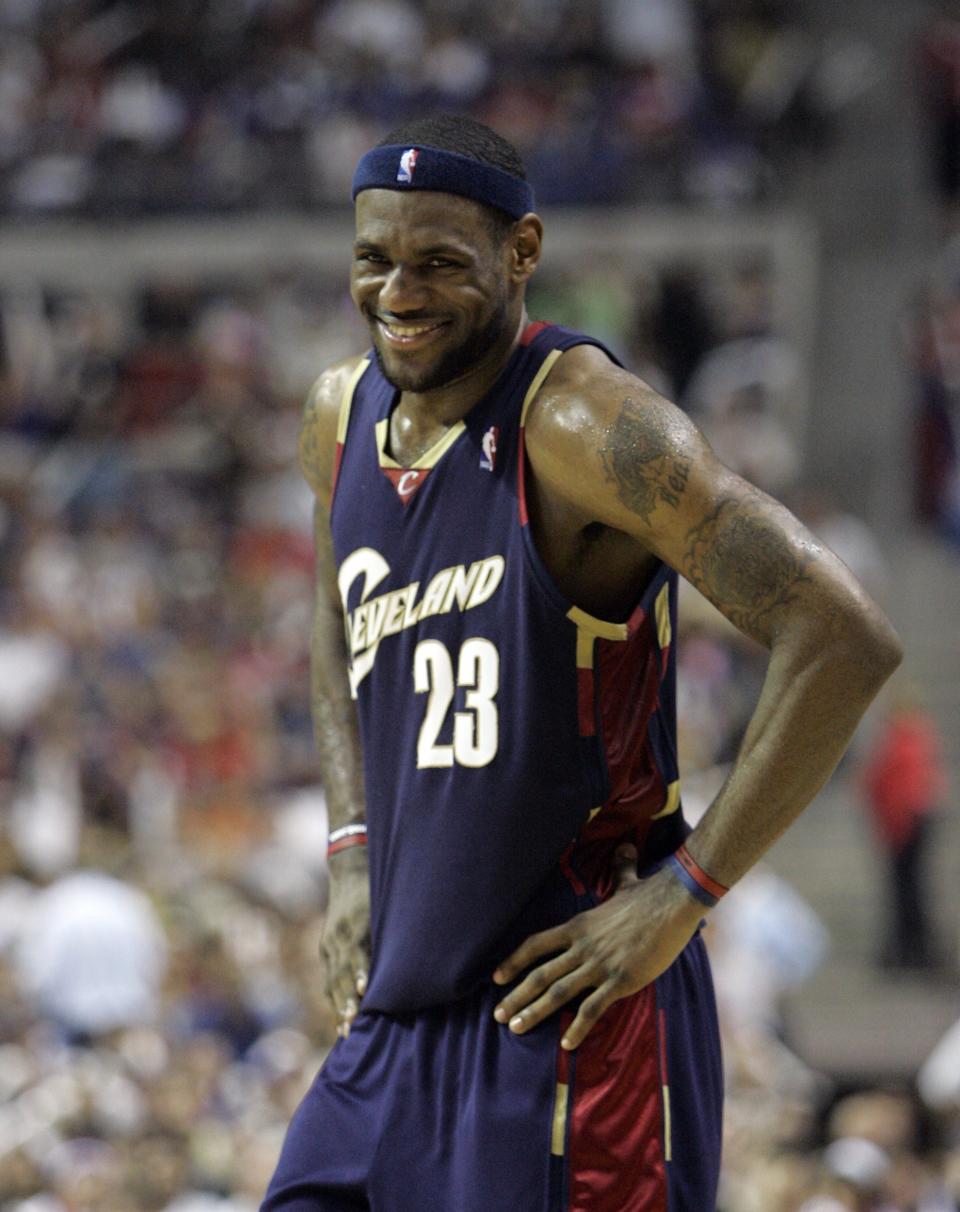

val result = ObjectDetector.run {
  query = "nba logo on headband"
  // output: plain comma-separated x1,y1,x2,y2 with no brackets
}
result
354,144,536,218
397,148,419,183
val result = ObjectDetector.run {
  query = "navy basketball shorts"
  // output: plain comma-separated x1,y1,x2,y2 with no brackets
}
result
261,933,722,1211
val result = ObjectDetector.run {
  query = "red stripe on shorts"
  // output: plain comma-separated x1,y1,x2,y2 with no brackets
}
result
565,986,667,1211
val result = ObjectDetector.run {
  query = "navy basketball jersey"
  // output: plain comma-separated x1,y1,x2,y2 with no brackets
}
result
329,322,687,1014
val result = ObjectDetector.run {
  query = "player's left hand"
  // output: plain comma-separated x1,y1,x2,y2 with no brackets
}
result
492,845,705,1050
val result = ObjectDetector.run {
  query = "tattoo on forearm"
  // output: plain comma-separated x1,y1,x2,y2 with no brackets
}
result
600,396,692,523
683,497,814,637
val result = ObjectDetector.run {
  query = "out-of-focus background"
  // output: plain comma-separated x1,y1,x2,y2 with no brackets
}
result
0,1,958,1210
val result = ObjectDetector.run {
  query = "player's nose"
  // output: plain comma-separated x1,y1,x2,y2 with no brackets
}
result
378,263,430,315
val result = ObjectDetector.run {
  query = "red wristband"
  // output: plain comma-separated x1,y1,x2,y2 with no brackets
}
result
674,843,728,902
327,823,367,858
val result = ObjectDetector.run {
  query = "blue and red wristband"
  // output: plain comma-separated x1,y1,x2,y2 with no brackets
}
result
665,843,729,908
327,823,368,859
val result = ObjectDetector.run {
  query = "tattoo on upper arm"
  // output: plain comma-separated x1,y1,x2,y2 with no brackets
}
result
683,496,814,638
599,396,692,523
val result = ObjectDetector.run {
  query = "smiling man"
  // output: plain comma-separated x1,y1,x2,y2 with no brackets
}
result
261,114,902,1212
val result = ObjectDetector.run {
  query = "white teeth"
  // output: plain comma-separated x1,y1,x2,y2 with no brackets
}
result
382,321,440,338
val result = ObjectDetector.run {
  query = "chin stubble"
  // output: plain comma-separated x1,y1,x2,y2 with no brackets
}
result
372,297,512,393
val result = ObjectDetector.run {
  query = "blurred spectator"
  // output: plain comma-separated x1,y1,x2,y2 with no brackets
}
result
684,258,802,494
819,1090,958,1212
919,1015,960,1114
805,1135,895,1212
648,263,716,399
907,272,960,543
860,685,949,971
709,867,829,1044
14,870,167,1040
919,4,960,231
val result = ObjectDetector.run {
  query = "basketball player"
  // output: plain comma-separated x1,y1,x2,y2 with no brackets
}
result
261,115,902,1211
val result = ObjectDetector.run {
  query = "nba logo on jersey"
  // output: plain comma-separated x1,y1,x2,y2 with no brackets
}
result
480,426,499,471
397,148,419,183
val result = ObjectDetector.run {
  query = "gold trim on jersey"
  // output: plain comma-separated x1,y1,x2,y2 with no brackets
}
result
551,1082,569,1156
575,628,595,670
336,358,371,445
519,347,563,426
662,1081,673,1162
566,605,630,643
651,779,681,821
655,582,672,649
374,416,466,471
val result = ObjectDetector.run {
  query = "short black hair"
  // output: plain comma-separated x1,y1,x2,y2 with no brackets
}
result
377,113,526,241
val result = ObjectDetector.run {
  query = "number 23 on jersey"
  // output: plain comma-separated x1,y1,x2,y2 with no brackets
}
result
413,638,499,769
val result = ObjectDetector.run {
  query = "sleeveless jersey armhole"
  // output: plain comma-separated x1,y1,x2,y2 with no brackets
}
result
516,339,664,640
519,347,564,427
330,357,371,512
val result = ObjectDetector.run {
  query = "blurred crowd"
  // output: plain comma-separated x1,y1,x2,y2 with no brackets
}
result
0,265,350,1207
0,826,327,1211
0,0,848,216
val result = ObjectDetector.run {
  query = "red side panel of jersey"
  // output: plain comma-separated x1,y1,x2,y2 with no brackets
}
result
330,441,345,505
571,612,668,897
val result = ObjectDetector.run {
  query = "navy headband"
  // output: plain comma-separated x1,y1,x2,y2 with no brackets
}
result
352,144,535,220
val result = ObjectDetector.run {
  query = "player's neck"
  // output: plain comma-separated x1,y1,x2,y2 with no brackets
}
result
398,310,529,426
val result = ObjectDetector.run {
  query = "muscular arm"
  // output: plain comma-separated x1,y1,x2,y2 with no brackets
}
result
493,345,902,1046
299,359,371,1030
538,352,901,882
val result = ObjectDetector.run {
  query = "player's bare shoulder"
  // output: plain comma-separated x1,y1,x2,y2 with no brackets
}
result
523,341,702,534
299,354,368,503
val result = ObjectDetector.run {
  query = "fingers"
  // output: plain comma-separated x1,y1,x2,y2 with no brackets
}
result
491,844,643,1046
324,938,370,1037
329,960,357,1037
336,1000,357,1039
561,982,619,1051
496,965,594,1037
492,923,569,986
492,944,624,1045
493,947,582,1027
493,843,637,986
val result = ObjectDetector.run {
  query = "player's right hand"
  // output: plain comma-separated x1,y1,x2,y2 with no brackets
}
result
321,845,371,1038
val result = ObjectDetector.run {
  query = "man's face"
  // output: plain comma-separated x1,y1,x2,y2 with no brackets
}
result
351,189,514,393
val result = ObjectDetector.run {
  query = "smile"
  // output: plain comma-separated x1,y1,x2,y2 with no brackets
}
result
377,318,448,346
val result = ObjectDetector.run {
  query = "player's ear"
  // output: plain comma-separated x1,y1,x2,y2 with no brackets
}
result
508,214,542,284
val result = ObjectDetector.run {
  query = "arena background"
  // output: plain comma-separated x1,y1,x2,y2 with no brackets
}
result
1,1,958,1209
